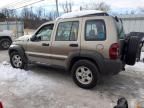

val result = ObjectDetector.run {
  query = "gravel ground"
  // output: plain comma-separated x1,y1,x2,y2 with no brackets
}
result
0,50,144,108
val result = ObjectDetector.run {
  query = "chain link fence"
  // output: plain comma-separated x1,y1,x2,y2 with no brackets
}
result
0,21,24,39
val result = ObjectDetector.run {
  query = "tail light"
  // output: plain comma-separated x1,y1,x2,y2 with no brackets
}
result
109,43,119,60
0,102,3,108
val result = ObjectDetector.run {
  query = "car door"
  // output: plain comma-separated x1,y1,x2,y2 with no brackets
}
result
25,23,54,64
50,18,81,67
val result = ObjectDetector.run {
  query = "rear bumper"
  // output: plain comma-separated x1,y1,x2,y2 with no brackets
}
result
101,59,123,76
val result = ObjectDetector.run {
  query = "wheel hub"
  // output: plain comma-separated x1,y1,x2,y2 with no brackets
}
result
76,66,93,85
12,55,22,68
1,41,10,49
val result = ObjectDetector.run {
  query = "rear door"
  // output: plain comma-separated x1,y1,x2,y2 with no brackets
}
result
50,18,81,67
81,17,108,58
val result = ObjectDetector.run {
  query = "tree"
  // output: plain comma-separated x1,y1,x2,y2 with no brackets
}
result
48,11,57,20
81,2,111,12
0,8,17,20
9,9,17,18
0,13,6,19
37,7,43,18
130,10,136,15
21,7,36,20
138,7,144,14
61,0,73,13
21,7,30,19
94,2,110,11
1,8,10,18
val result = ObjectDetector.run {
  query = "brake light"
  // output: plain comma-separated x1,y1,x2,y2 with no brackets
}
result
0,102,3,108
109,43,119,60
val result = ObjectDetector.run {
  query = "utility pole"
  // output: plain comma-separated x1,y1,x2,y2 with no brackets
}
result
56,0,59,17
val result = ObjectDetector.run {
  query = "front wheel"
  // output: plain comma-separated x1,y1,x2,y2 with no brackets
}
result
71,60,100,89
10,52,27,69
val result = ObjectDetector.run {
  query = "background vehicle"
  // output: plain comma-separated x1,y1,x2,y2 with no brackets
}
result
8,10,142,89
0,30,13,50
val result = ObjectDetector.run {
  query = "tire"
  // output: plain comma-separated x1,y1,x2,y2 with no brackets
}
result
10,52,27,69
0,38,12,50
125,36,140,65
71,60,100,89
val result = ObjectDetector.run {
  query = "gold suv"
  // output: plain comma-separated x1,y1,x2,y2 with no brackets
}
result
9,10,141,89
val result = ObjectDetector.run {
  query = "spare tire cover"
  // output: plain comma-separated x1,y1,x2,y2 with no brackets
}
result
125,36,140,65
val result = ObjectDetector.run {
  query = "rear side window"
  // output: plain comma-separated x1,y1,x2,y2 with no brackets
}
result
55,21,79,41
116,20,125,39
85,20,106,41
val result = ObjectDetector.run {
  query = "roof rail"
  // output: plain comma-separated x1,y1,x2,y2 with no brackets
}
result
56,10,109,20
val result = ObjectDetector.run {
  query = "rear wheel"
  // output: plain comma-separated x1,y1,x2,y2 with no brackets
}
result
0,38,12,50
71,60,99,89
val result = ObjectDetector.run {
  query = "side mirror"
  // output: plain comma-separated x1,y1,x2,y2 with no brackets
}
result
30,35,41,42
30,35,36,41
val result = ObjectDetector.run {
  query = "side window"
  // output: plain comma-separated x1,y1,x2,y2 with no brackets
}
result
85,20,106,41
55,21,79,41
35,24,54,41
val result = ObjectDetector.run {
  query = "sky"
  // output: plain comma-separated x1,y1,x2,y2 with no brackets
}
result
0,0,144,13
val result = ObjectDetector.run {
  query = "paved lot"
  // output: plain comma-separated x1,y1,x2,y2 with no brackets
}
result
0,50,144,108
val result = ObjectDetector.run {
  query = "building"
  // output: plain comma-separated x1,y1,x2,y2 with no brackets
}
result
120,15,144,34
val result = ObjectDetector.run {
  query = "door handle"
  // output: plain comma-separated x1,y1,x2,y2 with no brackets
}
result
69,44,78,47
42,43,49,46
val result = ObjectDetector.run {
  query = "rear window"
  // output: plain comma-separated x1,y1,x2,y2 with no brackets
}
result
85,20,106,41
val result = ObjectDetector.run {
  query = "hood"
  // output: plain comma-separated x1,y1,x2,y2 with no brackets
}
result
0,30,13,36
15,35,32,41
